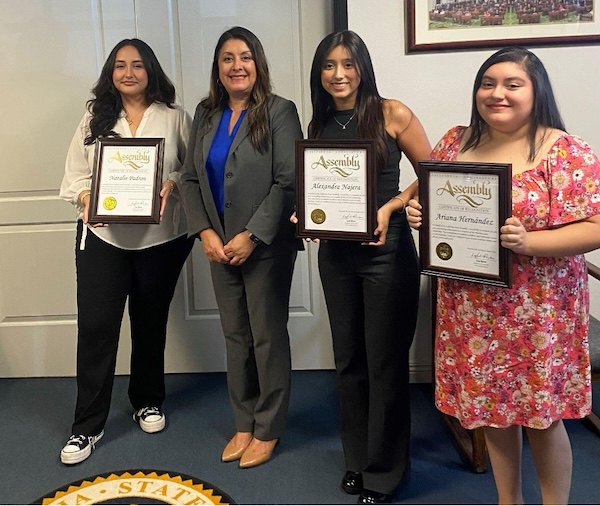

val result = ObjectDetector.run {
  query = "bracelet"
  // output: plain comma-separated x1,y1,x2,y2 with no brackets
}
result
79,191,91,205
165,180,176,192
391,195,406,214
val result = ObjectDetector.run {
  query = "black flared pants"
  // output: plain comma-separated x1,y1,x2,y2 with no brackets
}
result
71,221,194,436
318,218,420,495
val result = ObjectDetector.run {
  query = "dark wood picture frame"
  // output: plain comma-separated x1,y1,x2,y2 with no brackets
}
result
406,0,599,53
89,137,164,225
419,160,513,288
295,139,377,242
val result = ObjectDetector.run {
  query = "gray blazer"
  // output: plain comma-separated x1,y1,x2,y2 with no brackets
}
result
179,94,303,257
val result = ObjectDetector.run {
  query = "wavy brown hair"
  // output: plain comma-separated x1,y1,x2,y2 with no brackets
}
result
200,26,272,153
84,38,175,145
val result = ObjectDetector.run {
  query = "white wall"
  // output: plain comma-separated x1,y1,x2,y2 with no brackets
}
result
348,0,600,334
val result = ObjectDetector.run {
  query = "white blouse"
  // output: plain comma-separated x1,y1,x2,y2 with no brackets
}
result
60,102,192,250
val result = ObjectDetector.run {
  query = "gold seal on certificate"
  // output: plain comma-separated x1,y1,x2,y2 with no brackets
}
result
435,242,453,261
88,137,165,224
295,139,377,241
103,196,117,211
418,160,513,288
311,209,326,224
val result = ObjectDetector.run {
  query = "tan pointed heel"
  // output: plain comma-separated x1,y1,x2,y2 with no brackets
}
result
221,436,251,462
239,438,279,468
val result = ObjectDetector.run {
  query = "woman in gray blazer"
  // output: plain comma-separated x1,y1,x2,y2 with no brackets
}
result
179,26,302,469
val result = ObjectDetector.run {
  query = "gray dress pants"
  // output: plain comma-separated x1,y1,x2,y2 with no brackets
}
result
210,247,297,440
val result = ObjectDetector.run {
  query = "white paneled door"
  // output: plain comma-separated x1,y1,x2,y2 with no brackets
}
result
0,0,335,377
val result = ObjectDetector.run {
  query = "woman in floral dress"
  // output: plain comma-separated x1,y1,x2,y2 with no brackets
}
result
408,46,600,505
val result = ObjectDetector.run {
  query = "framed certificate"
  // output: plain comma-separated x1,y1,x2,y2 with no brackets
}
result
88,137,165,224
296,139,377,241
418,160,513,288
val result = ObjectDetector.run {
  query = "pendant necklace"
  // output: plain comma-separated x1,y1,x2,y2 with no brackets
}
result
125,107,147,126
333,112,356,130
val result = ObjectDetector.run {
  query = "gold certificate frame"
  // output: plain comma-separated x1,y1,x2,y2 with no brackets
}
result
89,137,165,224
419,160,513,288
296,139,377,242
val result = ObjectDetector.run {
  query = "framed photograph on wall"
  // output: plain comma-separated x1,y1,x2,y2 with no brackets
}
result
406,1,600,53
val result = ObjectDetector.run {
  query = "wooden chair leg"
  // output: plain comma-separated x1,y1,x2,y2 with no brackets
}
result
584,412,600,436
442,414,488,473
431,277,488,473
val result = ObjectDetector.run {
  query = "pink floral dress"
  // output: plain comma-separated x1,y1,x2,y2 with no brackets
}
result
433,126,600,429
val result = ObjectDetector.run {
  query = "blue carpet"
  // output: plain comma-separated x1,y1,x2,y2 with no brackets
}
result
0,371,598,504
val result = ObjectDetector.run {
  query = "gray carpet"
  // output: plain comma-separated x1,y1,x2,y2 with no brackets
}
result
1,369,599,505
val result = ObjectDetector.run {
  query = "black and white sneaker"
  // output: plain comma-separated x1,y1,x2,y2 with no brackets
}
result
60,431,104,465
133,406,165,433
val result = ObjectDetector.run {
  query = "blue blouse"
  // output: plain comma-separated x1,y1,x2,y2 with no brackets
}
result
206,108,246,214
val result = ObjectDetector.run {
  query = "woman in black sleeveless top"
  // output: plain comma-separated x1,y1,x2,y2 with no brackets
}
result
308,31,431,504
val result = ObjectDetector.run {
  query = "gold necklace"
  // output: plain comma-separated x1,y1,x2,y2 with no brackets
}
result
125,107,147,125
333,112,356,130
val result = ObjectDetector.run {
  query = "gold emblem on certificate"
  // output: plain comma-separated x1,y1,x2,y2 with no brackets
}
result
88,137,165,224
103,196,117,211
311,209,326,224
435,242,453,260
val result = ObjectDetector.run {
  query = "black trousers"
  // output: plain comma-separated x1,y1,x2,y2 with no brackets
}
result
318,219,420,495
72,221,194,436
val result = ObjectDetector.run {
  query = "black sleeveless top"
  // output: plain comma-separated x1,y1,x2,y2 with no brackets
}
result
320,109,403,210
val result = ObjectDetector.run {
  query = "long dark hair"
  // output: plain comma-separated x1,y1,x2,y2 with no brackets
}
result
462,46,566,161
200,26,272,153
309,30,388,170
84,38,176,145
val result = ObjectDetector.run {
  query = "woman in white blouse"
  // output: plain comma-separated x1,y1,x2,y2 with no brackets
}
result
59,38,193,465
